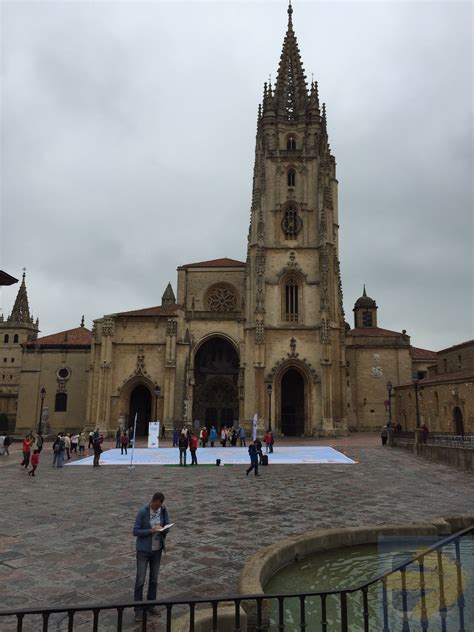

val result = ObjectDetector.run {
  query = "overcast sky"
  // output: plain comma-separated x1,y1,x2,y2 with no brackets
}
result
1,0,472,351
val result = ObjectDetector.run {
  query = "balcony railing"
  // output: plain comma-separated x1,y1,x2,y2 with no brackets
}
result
0,525,472,631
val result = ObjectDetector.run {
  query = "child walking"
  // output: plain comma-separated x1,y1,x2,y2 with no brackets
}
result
28,450,40,476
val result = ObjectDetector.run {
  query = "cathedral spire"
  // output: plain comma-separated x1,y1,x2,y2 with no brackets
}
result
8,269,32,324
161,282,176,306
273,1,308,120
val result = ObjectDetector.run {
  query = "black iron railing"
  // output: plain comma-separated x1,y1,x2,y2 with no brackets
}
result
0,525,472,631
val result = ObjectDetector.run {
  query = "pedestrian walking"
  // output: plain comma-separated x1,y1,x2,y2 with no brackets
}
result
88,431,94,449
71,433,79,454
34,432,44,454
21,435,32,468
64,434,71,460
121,431,129,455
264,430,272,454
132,492,171,622
189,433,198,465
172,428,179,447
246,442,260,477
28,450,40,476
220,427,227,447
210,426,217,447
78,431,86,454
421,422,429,444
161,423,166,439
380,425,388,446
52,433,65,467
255,437,264,464
178,433,188,466
3,434,11,455
0,433,4,456
92,435,103,467
115,427,121,449
239,425,246,447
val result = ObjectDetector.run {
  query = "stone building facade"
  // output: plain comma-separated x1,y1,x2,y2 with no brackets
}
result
86,6,347,437
0,273,38,431
394,340,474,434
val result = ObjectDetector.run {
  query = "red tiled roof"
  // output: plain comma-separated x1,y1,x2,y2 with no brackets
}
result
347,327,407,338
410,346,437,361
114,304,179,317
396,369,474,389
27,326,92,347
437,339,474,354
180,257,245,268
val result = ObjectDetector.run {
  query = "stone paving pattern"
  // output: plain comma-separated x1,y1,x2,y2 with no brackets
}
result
0,435,472,630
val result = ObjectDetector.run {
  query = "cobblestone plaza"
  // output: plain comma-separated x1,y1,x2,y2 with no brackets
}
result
0,436,472,630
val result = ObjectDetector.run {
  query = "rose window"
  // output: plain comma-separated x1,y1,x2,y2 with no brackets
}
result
207,286,237,312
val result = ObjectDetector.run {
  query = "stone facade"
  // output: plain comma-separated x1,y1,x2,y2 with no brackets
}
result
15,325,92,434
394,340,474,434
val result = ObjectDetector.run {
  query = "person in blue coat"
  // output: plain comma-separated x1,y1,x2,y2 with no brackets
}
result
132,492,171,621
209,425,218,447
246,442,260,477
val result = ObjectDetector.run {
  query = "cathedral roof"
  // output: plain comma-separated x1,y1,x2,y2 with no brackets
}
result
8,271,34,324
410,346,437,361
347,327,407,338
396,368,474,389
180,257,245,269
114,304,179,317
354,285,377,310
26,326,92,348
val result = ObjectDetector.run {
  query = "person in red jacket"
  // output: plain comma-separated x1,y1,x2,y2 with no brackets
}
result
21,435,32,468
189,433,199,465
28,450,40,476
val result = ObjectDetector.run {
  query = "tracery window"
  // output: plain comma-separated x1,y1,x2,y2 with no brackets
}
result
287,169,296,188
207,285,238,312
3,334,9,344
287,136,297,150
13,334,18,343
281,207,302,239
284,276,299,322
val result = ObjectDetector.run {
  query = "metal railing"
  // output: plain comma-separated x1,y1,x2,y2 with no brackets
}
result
0,525,472,631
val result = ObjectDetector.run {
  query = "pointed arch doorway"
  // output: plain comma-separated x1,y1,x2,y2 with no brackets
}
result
129,384,152,436
280,368,305,436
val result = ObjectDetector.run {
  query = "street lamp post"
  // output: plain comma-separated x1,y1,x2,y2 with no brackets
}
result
266,384,272,432
37,387,46,434
154,386,161,421
413,374,421,452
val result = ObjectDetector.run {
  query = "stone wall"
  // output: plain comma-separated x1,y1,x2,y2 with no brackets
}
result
394,439,474,471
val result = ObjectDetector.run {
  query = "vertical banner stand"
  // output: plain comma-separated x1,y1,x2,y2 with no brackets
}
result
128,412,138,470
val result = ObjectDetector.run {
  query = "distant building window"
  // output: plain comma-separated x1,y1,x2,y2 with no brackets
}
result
458,354,462,368
3,358,6,363
287,169,296,187
10,358,14,363
443,358,447,373
287,136,297,150
3,334,9,343
57,367,71,380
55,392,68,412
362,311,373,327
284,276,299,322
13,334,18,343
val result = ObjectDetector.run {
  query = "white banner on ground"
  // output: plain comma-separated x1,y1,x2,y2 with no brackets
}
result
252,413,258,441
148,421,160,448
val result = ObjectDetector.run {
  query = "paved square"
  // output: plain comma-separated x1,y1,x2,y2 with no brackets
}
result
0,436,472,631
67,445,355,466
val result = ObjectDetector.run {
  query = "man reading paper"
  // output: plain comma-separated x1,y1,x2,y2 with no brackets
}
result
132,492,172,621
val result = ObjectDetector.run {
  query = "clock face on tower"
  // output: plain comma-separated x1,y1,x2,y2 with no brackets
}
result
282,207,302,239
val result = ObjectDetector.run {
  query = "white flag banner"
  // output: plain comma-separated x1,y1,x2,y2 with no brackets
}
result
252,413,258,441
148,421,160,449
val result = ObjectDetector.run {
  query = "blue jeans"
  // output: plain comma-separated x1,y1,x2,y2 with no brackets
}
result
134,550,162,611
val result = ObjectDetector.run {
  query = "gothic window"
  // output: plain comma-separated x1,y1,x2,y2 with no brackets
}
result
287,135,297,150
281,207,302,239
13,334,18,343
207,285,238,312
287,169,296,188
362,310,373,327
284,276,299,322
3,335,8,344
55,392,67,412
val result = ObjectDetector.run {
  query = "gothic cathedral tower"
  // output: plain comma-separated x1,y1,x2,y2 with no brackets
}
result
244,4,347,435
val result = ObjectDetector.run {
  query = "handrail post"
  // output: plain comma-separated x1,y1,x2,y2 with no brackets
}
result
340,592,348,632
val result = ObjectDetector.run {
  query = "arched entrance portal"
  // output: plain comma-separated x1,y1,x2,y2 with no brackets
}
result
453,406,464,435
193,337,239,428
129,385,152,436
281,369,305,436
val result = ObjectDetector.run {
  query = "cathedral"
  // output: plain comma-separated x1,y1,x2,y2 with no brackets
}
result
4,5,456,439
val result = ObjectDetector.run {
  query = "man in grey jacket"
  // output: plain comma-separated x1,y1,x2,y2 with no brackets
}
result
132,492,171,621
